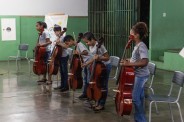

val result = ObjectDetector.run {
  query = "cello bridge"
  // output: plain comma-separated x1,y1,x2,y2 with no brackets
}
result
124,99,132,104
113,89,120,93
68,73,74,76
89,82,96,85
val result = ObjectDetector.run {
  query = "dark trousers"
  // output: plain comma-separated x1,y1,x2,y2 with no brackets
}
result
98,63,112,106
82,65,91,95
59,56,69,89
44,51,51,64
43,51,51,76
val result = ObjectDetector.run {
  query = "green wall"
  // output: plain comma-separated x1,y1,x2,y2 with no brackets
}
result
150,0,184,61
20,16,44,59
0,16,88,60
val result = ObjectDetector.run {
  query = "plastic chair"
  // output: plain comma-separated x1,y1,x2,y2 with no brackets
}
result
109,56,120,80
8,44,29,72
149,71,184,122
67,48,73,61
146,62,158,113
109,56,120,94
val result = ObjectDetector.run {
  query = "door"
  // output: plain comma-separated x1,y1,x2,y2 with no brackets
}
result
88,0,138,57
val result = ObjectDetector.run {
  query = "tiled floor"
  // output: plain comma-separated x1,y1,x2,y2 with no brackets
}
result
0,60,183,122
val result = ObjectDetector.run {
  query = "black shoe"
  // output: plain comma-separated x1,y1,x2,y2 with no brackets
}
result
37,79,47,85
60,88,69,92
93,105,105,112
54,86,63,90
46,81,52,85
79,94,88,100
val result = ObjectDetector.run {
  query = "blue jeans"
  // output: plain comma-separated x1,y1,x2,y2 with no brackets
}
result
43,51,51,76
82,65,91,95
98,63,112,106
133,75,149,122
59,56,69,89
44,51,51,64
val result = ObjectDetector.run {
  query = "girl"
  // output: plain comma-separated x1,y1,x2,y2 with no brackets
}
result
120,22,149,122
82,32,112,111
62,34,91,96
36,21,52,85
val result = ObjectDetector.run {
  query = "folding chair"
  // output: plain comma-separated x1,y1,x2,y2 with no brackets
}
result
149,71,184,122
8,44,29,72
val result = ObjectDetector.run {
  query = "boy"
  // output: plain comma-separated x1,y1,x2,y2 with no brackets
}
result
54,25,69,92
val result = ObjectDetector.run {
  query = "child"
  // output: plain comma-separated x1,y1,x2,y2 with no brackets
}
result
54,25,69,92
36,21,52,85
62,35,91,97
82,32,112,111
120,22,149,122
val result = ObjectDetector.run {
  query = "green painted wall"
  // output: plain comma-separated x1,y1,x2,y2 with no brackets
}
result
20,16,44,59
0,16,88,60
150,0,184,61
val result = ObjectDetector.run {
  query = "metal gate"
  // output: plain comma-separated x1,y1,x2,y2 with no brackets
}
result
88,0,138,57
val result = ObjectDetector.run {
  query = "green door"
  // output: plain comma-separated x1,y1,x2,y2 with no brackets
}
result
88,0,138,57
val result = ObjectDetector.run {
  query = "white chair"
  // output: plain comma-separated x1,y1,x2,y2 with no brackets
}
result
67,48,73,74
109,56,120,93
146,62,158,113
109,56,120,81
8,44,29,72
147,62,156,95
149,71,184,122
67,48,73,62
67,48,73,91
29,59,37,75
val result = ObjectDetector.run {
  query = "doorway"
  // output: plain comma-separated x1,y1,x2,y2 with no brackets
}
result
139,0,150,49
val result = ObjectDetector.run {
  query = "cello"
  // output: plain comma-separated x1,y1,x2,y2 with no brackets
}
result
113,35,135,116
68,33,84,90
48,28,67,75
87,37,107,101
33,32,47,75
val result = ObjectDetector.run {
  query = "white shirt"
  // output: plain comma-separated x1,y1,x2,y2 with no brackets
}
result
89,42,111,65
130,42,149,77
77,42,92,62
60,36,69,57
39,29,51,51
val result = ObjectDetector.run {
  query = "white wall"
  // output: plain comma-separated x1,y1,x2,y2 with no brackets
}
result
0,0,88,16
